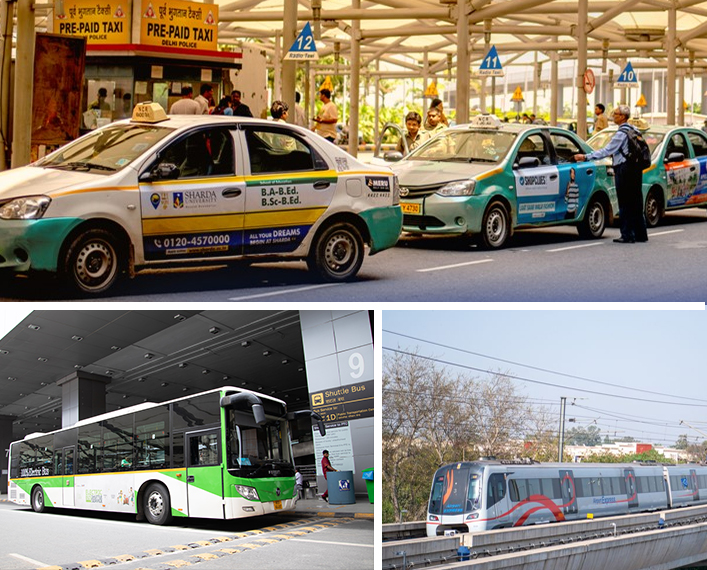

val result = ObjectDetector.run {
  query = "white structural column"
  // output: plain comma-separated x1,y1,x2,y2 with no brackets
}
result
667,4,677,125
456,0,470,123
678,72,685,125
347,0,360,157
550,52,559,125
282,0,297,122
11,0,34,168
576,0,588,139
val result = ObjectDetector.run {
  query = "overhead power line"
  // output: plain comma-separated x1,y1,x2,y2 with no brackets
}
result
383,329,707,404
383,346,707,408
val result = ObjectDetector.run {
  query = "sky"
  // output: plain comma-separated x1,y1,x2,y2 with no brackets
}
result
383,310,707,449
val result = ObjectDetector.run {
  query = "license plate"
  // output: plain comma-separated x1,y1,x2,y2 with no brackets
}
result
273,500,282,510
401,202,421,214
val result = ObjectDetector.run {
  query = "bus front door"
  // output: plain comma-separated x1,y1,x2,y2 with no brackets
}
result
186,429,223,518
62,446,75,507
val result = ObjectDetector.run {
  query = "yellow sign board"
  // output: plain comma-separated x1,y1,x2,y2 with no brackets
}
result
319,75,334,92
684,100,690,110
511,86,524,102
424,82,439,97
636,94,648,107
54,0,130,45
141,0,218,51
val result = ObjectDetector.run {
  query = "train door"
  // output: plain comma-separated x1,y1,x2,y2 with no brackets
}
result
486,472,510,527
623,468,638,509
559,469,577,515
690,469,699,501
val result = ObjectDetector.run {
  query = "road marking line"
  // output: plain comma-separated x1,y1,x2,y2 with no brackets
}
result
10,553,51,567
649,229,685,237
417,259,493,273
228,283,340,300
290,538,374,548
547,242,604,253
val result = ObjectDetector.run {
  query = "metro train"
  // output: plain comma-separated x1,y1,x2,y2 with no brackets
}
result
426,459,707,536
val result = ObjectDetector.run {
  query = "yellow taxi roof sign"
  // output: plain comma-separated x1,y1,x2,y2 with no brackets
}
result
511,86,524,102
424,82,439,97
132,102,169,123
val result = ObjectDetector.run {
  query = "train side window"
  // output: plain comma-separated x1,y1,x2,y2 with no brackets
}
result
636,477,644,493
508,480,519,502
487,473,507,507
515,479,528,501
527,478,541,496
551,478,562,499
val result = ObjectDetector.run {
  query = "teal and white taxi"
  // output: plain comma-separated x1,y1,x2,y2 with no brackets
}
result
0,103,401,295
588,122,707,227
391,115,618,248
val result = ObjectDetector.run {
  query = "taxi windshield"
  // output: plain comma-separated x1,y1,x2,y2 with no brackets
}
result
408,130,515,163
35,124,173,174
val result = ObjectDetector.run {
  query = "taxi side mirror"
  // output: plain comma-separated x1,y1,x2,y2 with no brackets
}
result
664,152,684,164
514,156,541,169
383,151,404,162
139,162,180,182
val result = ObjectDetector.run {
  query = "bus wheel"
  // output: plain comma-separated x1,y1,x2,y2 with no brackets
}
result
307,222,364,281
62,229,121,295
480,202,510,249
144,483,172,525
31,486,46,513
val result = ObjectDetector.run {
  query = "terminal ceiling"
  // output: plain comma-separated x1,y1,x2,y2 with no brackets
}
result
0,310,310,441
208,0,707,77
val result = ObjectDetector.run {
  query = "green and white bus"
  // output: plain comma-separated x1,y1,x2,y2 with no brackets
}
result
7,387,324,525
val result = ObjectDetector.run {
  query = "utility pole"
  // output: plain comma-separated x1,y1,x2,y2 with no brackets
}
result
558,396,567,462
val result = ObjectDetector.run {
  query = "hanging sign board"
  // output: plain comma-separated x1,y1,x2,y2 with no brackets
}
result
636,94,648,107
511,86,524,102
310,380,374,423
285,22,318,60
54,0,131,44
479,45,504,77
140,0,218,51
616,62,639,88
319,75,334,92
424,82,439,97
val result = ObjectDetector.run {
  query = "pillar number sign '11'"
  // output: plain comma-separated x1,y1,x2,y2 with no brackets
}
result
479,45,504,77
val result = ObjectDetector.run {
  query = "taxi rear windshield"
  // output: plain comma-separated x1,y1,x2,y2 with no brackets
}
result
409,130,516,163
35,124,173,174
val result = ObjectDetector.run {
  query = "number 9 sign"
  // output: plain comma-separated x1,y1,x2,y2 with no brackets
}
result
349,352,364,379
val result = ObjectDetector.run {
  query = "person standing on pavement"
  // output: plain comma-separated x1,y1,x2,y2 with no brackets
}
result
169,86,200,115
313,89,339,143
573,104,648,243
194,84,213,115
231,90,253,117
320,449,337,502
396,111,429,155
594,104,609,133
424,108,446,136
295,468,304,501
294,92,307,127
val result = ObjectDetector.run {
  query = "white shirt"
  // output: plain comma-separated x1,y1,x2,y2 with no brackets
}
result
169,98,200,115
295,471,303,486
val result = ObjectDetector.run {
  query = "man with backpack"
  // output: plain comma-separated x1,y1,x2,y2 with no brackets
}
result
573,105,649,243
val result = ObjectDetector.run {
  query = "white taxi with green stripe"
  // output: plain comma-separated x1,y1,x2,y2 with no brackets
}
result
0,103,402,295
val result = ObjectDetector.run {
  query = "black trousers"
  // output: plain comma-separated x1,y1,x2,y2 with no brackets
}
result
614,161,648,241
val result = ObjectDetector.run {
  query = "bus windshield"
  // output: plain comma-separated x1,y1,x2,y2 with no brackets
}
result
429,465,483,515
225,409,294,478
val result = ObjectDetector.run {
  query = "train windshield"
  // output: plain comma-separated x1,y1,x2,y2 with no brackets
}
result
429,465,482,515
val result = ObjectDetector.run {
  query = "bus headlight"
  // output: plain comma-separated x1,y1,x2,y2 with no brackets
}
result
235,485,260,501
0,196,51,220
436,180,476,196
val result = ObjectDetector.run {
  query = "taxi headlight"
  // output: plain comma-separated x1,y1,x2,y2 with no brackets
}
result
392,176,401,205
0,196,51,220
436,180,476,196
235,485,260,501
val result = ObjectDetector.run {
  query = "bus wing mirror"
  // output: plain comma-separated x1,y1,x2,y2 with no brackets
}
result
221,392,267,425
252,403,266,425
317,420,326,437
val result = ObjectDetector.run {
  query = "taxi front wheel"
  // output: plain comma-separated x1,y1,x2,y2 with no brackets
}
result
307,222,364,281
480,202,510,249
62,228,121,295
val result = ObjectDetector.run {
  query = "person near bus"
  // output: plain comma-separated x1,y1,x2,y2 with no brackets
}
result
295,467,304,501
320,449,337,502
573,104,648,243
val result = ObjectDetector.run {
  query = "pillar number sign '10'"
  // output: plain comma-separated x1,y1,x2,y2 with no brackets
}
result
616,62,639,88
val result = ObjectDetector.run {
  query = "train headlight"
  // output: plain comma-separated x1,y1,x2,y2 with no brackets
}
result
465,513,479,520
429,514,439,522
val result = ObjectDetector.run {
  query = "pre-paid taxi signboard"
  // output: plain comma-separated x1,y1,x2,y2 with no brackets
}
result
141,0,218,51
310,380,374,423
54,0,130,44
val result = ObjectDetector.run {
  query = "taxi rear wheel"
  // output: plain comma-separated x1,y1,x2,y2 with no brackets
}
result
480,202,510,249
62,229,121,295
308,222,364,281
578,197,606,239
645,188,663,228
